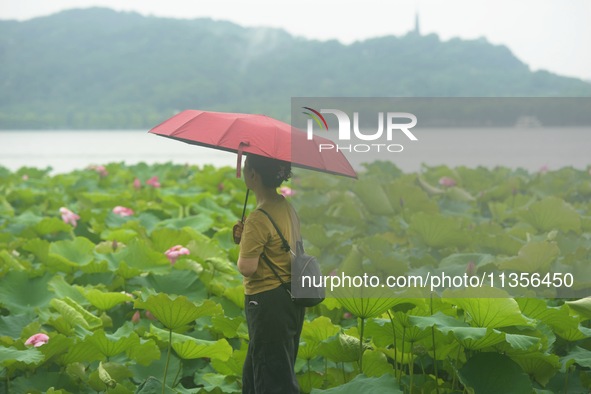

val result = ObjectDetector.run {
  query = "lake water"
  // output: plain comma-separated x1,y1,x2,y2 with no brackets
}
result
0,128,589,174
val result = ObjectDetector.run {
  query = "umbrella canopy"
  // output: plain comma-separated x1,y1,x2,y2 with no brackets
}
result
148,109,357,179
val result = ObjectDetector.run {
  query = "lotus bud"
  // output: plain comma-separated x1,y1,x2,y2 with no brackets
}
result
25,333,49,347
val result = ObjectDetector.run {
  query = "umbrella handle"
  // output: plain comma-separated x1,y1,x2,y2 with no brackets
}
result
233,189,249,244
241,189,250,222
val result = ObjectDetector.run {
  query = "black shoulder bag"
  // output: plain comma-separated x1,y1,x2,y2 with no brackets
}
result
258,208,325,307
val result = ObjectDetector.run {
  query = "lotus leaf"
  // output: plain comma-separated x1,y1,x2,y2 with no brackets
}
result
310,373,402,394
134,293,221,330
150,325,232,361
458,352,532,394
521,196,581,233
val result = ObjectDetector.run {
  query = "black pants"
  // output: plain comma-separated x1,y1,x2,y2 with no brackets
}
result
243,284,306,394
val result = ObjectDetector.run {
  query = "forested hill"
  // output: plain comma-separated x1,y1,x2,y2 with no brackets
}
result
1,7,590,129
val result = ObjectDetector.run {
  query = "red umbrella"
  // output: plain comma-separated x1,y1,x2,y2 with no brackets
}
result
148,109,357,179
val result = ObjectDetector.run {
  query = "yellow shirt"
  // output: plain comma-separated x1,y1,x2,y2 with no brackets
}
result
240,197,294,295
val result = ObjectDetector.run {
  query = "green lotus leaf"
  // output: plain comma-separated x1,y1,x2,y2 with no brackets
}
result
127,338,161,366
192,194,238,224
390,311,431,343
356,236,410,277
79,191,122,206
47,275,88,305
150,227,194,254
193,372,242,394
362,349,395,377
0,313,37,340
353,178,394,215
59,340,105,364
444,288,533,328
447,186,476,203
297,371,325,394
222,285,245,309
438,253,496,276
100,228,139,244
22,238,50,263
87,329,139,358
566,297,591,320
0,196,15,217
154,214,214,233
326,193,367,226
521,196,581,233
562,346,591,370
409,312,469,331
458,352,532,394
0,250,29,271
502,333,542,352
211,347,247,377
135,376,177,394
510,352,560,386
363,318,398,348
518,298,582,339
49,237,95,266
383,180,438,215
211,314,246,339
38,333,73,361
5,211,42,236
134,293,221,330
112,239,170,274
337,298,400,319
409,212,471,249
186,232,228,261
50,297,103,330
82,288,133,311
34,217,73,236
0,271,54,314
473,222,522,255
203,256,237,274
301,224,333,249
97,361,116,388
150,325,232,361
417,175,445,196
130,270,206,301
318,333,361,363
0,346,44,367
297,341,321,361
498,240,560,273
310,373,402,394
301,316,341,344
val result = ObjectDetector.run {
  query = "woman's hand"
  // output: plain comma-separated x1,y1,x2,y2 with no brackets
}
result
233,221,244,244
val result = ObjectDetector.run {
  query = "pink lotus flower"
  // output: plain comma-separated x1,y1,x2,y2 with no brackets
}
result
22,174,29,181
59,207,80,227
539,165,549,174
131,310,141,324
343,312,353,319
133,178,142,190
279,186,295,197
88,164,108,177
146,176,161,188
112,206,134,217
25,333,49,347
145,310,157,321
165,245,190,265
438,176,457,187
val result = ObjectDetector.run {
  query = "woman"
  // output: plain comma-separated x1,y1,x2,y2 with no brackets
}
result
233,154,305,394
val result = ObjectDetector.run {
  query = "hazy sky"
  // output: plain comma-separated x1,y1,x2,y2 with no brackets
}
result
2,0,590,81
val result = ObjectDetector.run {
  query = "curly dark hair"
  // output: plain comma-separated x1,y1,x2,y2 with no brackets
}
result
246,154,292,188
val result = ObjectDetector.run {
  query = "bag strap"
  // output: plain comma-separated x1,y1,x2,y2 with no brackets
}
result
258,208,291,253
257,209,294,298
